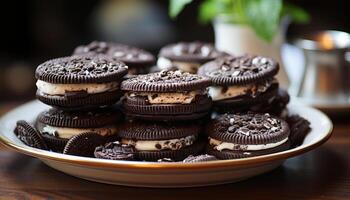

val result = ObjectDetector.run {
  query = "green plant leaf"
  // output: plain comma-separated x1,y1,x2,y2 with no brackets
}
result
169,0,193,19
241,0,282,42
198,0,234,23
282,3,310,23
198,0,218,23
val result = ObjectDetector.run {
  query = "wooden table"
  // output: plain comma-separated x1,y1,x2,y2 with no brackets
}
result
0,105,349,200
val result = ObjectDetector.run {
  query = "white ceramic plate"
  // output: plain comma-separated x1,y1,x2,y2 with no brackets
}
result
0,100,333,188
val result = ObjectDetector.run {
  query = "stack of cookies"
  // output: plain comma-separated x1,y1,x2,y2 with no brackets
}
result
198,55,289,117
33,55,128,154
13,40,311,163
100,70,213,161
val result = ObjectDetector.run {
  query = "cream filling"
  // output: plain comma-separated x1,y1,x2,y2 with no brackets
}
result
157,57,201,73
121,135,196,151
36,80,119,95
208,80,273,101
128,90,204,104
42,125,118,139
209,137,288,151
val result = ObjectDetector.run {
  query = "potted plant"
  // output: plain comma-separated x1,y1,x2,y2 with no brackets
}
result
169,0,309,88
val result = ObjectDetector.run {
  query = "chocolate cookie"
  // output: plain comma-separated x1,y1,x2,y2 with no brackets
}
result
36,108,122,152
94,141,136,161
118,120,204,161
198,55,280,111
182,154,218,163
35,55,128,109
206,113,290,159
73,41,155,74
14,120,48,150
63,132,106,157
121,70,212,121
286,115,311,147
157,42,227,73
248,89,290,117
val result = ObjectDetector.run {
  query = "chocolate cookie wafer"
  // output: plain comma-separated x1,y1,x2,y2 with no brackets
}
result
157,41,227,73
286,115,311,147
121,70,212,121
118,120,204,161
14,120,48,150
206,113,290,159
198,55,280,112
73,41,155,74
36,108,122,152
35,55,128,110
63,132,106,157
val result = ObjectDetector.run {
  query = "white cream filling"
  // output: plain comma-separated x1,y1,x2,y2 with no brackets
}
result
36,80,119,95
157,57,201,73
121,135,196,151
129,90,204,104
209,137,288,151
208,80,273,101
42,125,118,139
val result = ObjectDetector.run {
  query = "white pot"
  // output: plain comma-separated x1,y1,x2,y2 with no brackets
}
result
213,18,290,88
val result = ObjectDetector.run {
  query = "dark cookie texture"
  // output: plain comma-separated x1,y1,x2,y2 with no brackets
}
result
248,89,290,117
208,113,290,144
63,132,106,157
41,134,68,153
36,108,121,152
137,141,205,161
198,55,279,86
37,108,122,128
94,141,136,161
182,154,218,163
36,90,124,110
35,55,127,109
286,115,311,147
73,41,155,73
14,120,48,150
121,70,211,92
118,120,201,140
36,55,128,84
207,113,290,159
213,82,279,111
159,42,226,63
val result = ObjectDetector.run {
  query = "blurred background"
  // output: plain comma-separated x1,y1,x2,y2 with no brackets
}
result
0,0,349,113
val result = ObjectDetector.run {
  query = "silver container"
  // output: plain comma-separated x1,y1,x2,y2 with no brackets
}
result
293,30,350,105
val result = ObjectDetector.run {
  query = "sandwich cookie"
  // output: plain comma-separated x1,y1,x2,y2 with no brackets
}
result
35,55,128,110
73,41,155,74
158,42,227,73
118,120,204,161
121,70,212,121
36,108,122,152
14,120,48,150
206,113,290,159
198,55,279,112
